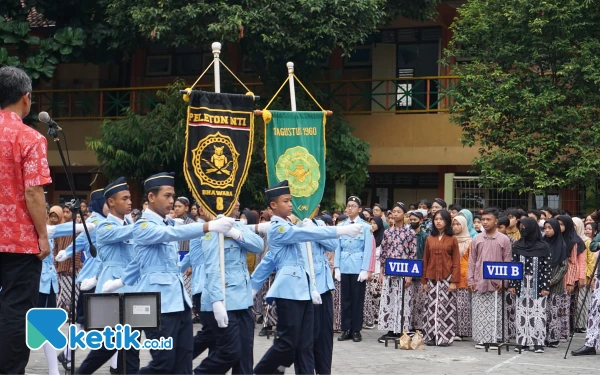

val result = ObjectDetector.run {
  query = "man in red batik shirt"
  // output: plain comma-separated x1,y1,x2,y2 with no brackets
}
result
0,66,53,374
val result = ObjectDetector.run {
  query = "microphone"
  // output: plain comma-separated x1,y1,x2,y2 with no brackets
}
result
38,111,62,131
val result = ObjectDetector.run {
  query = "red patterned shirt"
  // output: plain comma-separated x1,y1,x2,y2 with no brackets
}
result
0,110,52,254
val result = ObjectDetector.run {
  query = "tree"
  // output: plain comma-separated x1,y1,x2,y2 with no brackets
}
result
103,0,439,80
445,0,600,193
0,0,128,80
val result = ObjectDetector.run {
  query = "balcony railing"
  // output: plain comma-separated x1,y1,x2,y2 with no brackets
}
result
32,76,458,120
314,76,459,114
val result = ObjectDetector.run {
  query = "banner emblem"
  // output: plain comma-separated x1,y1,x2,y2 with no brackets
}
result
184,91,254,217
276,146,320,198
192,132,239,188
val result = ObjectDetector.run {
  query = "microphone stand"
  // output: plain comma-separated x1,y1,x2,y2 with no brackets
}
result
47,123,96,375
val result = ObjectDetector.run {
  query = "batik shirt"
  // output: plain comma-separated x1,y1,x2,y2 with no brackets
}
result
380,224,417,266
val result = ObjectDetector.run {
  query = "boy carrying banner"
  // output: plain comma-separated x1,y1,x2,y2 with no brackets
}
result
252,181,363,374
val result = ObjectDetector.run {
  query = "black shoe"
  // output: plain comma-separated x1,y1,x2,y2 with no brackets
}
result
337,330,352,341
546,341,559,348
572,345,596,356
425,340,436,346
352,332,362,342
575,328,587,334
259,326,271,337
192,316,201,324
109,366,119,374
57,351,71,371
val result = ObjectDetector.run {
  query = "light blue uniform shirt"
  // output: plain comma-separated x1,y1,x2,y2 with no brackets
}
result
63,213,105,284
251,215,339,304
308,220,338,294
95,213,135,293
39,222,74,295
334,217,373,274
132,209,209,314
180,236,205,296
200,221,264,311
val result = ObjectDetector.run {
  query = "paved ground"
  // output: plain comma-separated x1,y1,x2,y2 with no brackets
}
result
25,325,600,374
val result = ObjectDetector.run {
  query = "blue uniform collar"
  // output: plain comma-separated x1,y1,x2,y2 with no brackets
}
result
271,215,289,223
143,208,174,225
107,213,126,225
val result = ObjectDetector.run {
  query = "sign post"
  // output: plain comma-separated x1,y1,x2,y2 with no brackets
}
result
383,259,423,349
482,261,524,355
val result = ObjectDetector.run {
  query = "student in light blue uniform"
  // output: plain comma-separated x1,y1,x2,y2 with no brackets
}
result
76,177,140,375
130,172,235,374
293,218,338,375
195,201,264,374
40,221,87,375
94,177,135,294
251,181,363,375
55,189,106,372
334,195,374,343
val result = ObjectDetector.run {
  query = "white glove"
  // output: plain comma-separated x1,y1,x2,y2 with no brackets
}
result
55,250,68,262
257,223,271,234
213,301,229,328
225,227,242,240
173,218,184,226
74,224,85,233
80,277,98,291
208,217,235,234
102,278,124,293
302,218,315,227
46,225,56,238
334,268,341,282
357,270,368,282
336,224,362,238
252,289,259,299
311,289,322,305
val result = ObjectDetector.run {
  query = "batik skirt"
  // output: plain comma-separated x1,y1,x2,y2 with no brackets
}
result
472,291,503,344
547,291,569,342
410,281,427,331
515,275,547,347
455,288,472,338
585,280,600,348
378,276,411,333
423,277,456,346
363,276,382,328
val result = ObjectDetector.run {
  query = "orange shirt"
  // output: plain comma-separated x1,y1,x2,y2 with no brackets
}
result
457,246,470,289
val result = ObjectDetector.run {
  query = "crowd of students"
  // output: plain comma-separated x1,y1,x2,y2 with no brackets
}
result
304,199,600,356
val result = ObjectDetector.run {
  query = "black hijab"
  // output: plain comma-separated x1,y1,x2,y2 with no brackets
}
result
242,209,258,225
543,218,568,266
512,217,550,258
557,215,585,254
371,216,384,248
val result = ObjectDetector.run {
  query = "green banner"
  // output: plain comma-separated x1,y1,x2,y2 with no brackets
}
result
264,110,326,220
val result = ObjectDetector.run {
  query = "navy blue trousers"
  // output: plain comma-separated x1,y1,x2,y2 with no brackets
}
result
195,307,254,374
254,298,313,374
341,273,365,333
294,291,333,375
138,305,193,374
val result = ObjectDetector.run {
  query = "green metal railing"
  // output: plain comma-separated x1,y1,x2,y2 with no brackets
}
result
32,76,458,120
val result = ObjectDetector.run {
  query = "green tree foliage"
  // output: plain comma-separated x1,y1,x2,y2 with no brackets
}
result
103,0,438,79
0,0,131,79
446,0,600,193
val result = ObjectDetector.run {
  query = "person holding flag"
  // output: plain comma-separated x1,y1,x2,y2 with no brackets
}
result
194,200,264,374
252,180,363,375
126,172,234,374
294,218,339,375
